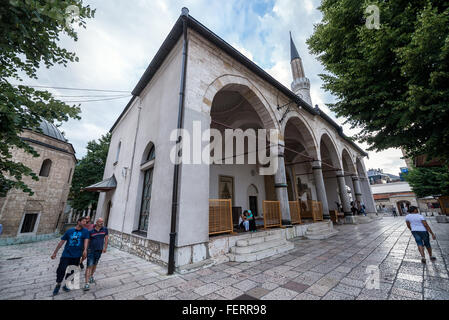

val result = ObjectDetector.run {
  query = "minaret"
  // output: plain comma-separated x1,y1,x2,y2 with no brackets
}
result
290,32,312,106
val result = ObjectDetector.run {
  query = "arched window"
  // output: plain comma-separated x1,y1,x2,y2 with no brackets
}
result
114,141,121,165
138,143,155,233
39,159,52,177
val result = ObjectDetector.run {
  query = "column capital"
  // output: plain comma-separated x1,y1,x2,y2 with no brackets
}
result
311,160,322,170
336,170,345,177
351,175,359,181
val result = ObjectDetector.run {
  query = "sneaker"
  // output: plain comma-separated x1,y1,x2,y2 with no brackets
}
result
52,285,61,296
62,285,71,292
83,284,90,291
430,256,437,261
421,258,426,264
89,277,95,284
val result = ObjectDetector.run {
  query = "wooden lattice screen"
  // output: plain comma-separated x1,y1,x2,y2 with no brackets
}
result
310,200,324,222
209,199,233,235
300,201,313,220
289,201,302,225
263,201,282,228
439,196,449,215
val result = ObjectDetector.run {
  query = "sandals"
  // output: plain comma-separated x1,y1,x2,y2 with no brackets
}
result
421,258,426,264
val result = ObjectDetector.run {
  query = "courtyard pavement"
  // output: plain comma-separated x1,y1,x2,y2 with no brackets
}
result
1,216,449,300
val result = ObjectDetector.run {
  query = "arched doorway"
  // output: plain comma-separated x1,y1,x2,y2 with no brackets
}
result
247,184,259,217
208,83,277,226
283,116,319,214
397,200,411,216
342,149,357,206
320,133,341,213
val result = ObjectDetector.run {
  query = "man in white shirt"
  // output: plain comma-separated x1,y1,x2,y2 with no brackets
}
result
405,206,437,263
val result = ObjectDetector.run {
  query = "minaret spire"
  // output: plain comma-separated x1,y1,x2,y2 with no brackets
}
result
290,32,312,106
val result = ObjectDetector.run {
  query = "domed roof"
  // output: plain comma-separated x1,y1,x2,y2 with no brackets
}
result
36,120,67,142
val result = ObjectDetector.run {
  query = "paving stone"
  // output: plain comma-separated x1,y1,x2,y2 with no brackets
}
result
144,287,180,300
304,284,331,297
292,271,324,286
176,291,201,300
177,279,206,292
155,277,186,289
322,290,355,300
332,283,362,296
424,288,449,300
396,273,423,283
216,286,244,300
94,281,140,299
393,278,422,292
245,287,271,299
261,282,280,290
112,284,159,300
232,279,258,292
293,292,321,300
390,288,423,300
260,287,298,300
193,283,223,296
282,281,309,293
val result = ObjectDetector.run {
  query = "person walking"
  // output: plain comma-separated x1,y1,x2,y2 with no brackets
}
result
392,207,397,217
51,217,89,296
83,218,108,291
405,206,437,264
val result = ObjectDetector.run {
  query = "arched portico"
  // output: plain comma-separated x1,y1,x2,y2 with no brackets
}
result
318,133,342,219
283,115,320,216
356,157,377,213
208,80,291,228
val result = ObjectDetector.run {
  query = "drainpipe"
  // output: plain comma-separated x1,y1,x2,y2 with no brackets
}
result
168,7,189,275
120,97,142,249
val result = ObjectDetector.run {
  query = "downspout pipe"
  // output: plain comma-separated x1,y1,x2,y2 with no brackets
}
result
168,7,189,275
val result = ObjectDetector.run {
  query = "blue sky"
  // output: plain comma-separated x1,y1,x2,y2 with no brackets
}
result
28,0,406,175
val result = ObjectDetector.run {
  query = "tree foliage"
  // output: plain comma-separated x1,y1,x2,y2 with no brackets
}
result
69,133,111,211
0,0,95,197
405,166,449,198
307,0,449,164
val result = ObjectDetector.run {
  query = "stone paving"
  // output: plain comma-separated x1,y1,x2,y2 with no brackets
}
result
1,216,449,300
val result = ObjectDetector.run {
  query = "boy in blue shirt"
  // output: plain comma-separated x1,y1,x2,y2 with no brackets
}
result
83,217,108,291
51,217,89,296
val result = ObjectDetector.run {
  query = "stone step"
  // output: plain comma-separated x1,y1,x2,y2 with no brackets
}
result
306,222,332,232
228,242,294,262
231,238,288,255
305,228,334,236
305,230,339,240
355,216,373,224
236,232,283,247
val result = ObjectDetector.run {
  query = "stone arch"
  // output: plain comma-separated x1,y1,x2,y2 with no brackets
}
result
356,157,368,178
282,111,319,160
341,148,357,175
319,132,341,170
247,184,259,196
203,74,279,131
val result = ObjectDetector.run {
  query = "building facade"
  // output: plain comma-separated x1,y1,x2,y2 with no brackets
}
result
92,10,377,270
0,121,76,245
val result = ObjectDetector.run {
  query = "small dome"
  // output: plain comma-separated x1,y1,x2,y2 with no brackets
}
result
36,120,67,142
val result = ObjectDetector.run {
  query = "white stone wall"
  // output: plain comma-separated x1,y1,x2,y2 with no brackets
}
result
209,164,266,216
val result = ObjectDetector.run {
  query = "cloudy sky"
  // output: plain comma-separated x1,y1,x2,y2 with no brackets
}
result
30,0,406,175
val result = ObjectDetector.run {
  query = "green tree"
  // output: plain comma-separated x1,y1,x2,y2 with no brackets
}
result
307,0,449,164
405,166,449,198
0,0,95,197
69,133,111,211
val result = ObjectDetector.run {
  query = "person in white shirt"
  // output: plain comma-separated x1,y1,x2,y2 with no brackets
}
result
405,206,437,264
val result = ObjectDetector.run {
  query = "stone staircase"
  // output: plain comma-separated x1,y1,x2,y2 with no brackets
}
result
304,221,338,240
227,229,294,262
